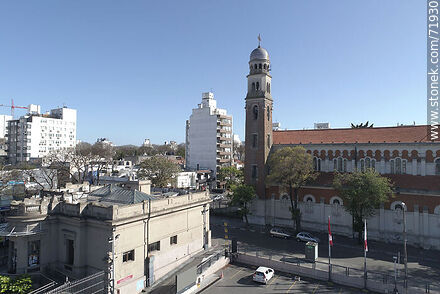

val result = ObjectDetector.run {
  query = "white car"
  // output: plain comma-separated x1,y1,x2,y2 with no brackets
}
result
296,232,320,243
269,227,291,239
252,266,274,284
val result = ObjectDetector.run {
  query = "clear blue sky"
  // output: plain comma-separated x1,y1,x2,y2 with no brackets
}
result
0,0,426,145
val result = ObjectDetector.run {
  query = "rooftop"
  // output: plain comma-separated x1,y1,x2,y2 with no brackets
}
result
89,185,154,204
273,125,434,145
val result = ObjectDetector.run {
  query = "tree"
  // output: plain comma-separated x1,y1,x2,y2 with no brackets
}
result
0,274,32,294
91,142,114,185
266,146,317,233
217,166,243,192
176,144,185,158
333,169,393,243
137,156,181,187
231,184,256,226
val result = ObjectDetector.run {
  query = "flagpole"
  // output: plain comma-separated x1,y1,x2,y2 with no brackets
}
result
328,215,331,282
364,219,367,289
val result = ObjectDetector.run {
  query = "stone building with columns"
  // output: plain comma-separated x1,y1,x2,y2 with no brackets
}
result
243,42,440,249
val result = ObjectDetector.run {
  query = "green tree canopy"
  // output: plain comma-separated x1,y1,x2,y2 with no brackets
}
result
217,166,243,192
266,146,317,232
231,184,256,226
333,169,393,243
137,156,181,187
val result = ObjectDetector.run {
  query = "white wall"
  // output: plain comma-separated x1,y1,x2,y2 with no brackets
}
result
0,115,12,139
248,199,440,250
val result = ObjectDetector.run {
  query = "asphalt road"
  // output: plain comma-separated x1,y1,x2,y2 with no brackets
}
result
210,216,440,289
203,263,369,294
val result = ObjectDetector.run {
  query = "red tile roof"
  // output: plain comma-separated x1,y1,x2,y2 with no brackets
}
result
273,125,433,144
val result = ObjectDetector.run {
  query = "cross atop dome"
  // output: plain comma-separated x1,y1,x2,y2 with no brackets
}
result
258,34,261,47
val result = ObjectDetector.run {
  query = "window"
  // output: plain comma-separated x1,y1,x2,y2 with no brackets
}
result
267,106,270,121
263,64,266,69
252,165,258,179
252,82,255,91
390,157,407,174
28,240,40,267
267,134,270,148
254,64,257,69
253,105,258,120
436,158,440,175
360,157,376,172
256,82,260,91
333,157,346,172
333,199,340,205
66,239,74,266
170,235,177,245
148,241,160,252
252,134,258,148
313,157,321,171
123,250,135,262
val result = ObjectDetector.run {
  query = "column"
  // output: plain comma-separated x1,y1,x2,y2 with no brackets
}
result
412,159,417,176
421,158,426,176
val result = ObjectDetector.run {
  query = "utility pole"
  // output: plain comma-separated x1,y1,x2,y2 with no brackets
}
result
108,230,120,294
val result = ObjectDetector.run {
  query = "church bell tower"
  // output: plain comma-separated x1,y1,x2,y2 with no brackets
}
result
244,37,273,199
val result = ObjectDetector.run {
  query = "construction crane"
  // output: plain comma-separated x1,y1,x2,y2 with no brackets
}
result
0,99,28,118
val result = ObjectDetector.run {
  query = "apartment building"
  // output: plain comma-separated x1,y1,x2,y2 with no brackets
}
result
7,105,77,164
185,92,233,178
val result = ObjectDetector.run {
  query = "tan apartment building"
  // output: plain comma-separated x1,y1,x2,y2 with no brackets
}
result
0,185,211,293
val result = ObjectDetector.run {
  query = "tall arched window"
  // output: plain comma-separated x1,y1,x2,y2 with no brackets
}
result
333,157,346,172
251,83,255,91
360,157,376,172
390,157,407,174
256,82,260,91
253,105,258,120
259,63,262,69
436,158,440,175
263,64,266,69
313,157,321,171
268,83,270,93
267,106,270,121
254,64,257,69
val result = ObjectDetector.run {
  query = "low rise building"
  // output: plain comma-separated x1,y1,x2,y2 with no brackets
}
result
0,185,211,293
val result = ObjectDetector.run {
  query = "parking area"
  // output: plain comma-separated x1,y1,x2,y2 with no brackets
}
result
203,263,371,294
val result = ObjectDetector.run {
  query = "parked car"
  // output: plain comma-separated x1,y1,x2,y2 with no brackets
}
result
269,227,291,239
252,266,274,284
296,232,320,243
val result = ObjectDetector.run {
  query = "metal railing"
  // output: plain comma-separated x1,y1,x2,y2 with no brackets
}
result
237,249,440,293
45,271,106,294
197,250,223,275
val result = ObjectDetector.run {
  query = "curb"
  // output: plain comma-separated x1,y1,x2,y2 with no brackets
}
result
196,275,221,293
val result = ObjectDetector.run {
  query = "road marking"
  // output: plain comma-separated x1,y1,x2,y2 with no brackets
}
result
267,275,278,286
286,280,296,293
229,268,244,279
312,284,319,293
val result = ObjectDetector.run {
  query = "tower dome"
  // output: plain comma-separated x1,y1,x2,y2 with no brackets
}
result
250,46,269,61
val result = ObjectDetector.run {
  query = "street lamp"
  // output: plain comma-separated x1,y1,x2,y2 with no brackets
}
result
108,232,120,294
400,202,407,289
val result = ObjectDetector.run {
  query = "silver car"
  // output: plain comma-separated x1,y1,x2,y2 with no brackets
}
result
296,232,320,243
270,227,291,239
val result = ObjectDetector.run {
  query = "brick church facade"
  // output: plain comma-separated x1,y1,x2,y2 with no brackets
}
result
244,43,440,220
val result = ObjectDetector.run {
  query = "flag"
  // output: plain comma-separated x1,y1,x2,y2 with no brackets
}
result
328,216,333,246
364,219,368,252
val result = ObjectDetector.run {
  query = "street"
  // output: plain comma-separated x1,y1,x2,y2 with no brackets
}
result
210,216,440,289
204,263,371,294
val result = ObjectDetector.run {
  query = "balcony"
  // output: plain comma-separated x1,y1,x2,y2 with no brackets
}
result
217,158,231,163
217,136,232,142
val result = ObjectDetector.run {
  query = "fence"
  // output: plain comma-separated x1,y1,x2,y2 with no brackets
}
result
45,271,106,294
236,249,440,294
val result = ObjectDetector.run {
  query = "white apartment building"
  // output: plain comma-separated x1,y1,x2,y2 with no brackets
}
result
186,92,233,177
0,114,13,139
7,105,77,164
